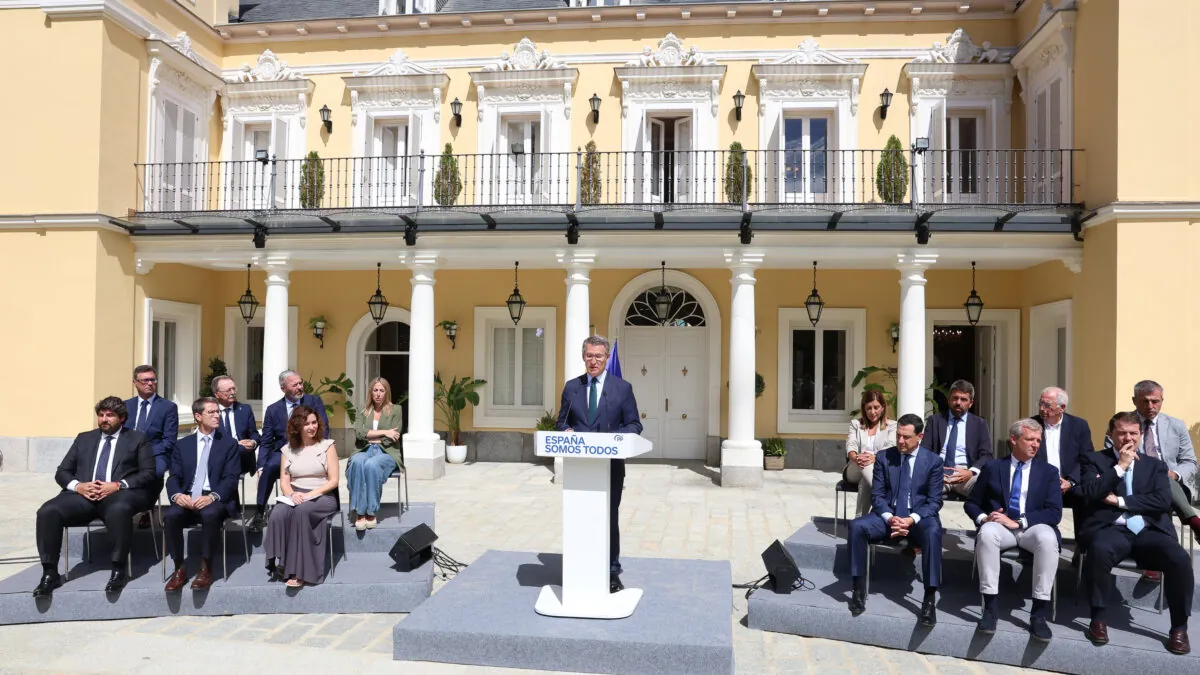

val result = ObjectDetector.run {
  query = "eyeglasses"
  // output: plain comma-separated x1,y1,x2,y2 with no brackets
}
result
136,378,158,384
583,354,608,362
1037,400,1058,408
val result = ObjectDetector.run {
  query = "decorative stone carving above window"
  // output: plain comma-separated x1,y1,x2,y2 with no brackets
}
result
145,35,224,149
912,28,1006,64
750,39,867,116
343,50,449,126
625,33,715,68
615,34,726,118
470,38,578,121
1012,4,1076,102
223,50,315,130
485,37,568,72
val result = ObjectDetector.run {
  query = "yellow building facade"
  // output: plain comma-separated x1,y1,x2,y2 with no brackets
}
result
0,0,1196,485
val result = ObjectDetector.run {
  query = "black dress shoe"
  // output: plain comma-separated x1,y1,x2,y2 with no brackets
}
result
1030,615,1053,642
135,512,151,530
32,572,63,599
919,598,937,627
105,570,128,594
610,572,624,593
848,589,866,617
249,512,265,533
977,605,998,634
266,564,285,583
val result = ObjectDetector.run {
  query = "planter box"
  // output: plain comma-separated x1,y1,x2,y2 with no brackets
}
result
764,455,786,471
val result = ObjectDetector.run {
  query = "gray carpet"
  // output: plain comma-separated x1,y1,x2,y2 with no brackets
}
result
747,520,1199,674
393,550,734,675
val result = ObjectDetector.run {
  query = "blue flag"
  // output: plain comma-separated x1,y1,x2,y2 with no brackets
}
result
607,339,622,379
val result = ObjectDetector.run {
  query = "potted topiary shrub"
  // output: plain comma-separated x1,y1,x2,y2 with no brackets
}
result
580,140,602,205
433,143,463,206
299,151,325,209
724,141,753,204
763,437,787,470
434,372,486,463
875,135,909,204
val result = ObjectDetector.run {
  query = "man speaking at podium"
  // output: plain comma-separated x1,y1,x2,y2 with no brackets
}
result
556,335,643,594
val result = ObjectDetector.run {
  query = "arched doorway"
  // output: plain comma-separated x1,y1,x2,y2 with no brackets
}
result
609,271,721,460
346,308,411,432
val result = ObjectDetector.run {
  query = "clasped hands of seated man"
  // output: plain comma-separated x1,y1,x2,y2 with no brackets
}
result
172,493,216,510
73,480,121,501
1101,440,1139,508
944,466,973,485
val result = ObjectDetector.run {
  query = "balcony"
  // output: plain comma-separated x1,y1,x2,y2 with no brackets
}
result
131,149,1083,239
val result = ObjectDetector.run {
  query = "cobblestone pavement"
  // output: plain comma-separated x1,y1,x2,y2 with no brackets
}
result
0,463,1049,674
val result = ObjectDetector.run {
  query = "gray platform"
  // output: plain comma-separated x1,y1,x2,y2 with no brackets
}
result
747,520,1200,674
0,502,437,625
393,550,733,675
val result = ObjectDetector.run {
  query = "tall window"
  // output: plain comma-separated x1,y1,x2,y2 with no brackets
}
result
144,299,201,414
244,325,265,401
782,116,830,201
224,306,297,408
947,113,981,197
501,117,543,204
151,320,178,402
777,308,865,434
371,119,412,207
472,306,557,428
153,98,202,211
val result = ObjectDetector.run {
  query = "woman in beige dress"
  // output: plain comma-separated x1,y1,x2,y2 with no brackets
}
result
264,406,340,588
844,390,898,516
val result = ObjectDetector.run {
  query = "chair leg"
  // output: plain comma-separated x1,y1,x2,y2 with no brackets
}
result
1052,577,1058,622
161,527,167,582
832,490,839,538
403,468,409,513
62,529,69,581
327,521,334,579
222,522,228,581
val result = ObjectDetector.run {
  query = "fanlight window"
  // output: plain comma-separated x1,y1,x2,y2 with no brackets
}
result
625,287,706,327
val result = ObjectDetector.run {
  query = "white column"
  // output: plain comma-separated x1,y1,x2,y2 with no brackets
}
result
403,259,444,479
896,252,937,417
721,252,764,488
557,252,595,483
260,259,290,420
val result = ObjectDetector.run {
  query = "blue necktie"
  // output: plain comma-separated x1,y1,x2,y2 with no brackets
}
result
1124,467,1145,535
895,453,913,518
1007,461,1024,520
135,399,150,432
93,435,114,482
588,378,598,424
944,415,961,468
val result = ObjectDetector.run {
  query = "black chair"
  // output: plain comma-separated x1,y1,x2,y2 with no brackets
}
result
1075,549,1164,614
832,480,857,537
159,507,249,582
63,507,159,581
970,540,1059,620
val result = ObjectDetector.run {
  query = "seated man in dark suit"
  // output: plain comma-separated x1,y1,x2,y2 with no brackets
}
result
1077,411,1192,655
847,413,945,626
163,397,241,592
211,375,261,476
921,380,992,498
253,369,329,531
33,396,156,598
1032,386,1093,502
966,418,1062,641
124,364,179,487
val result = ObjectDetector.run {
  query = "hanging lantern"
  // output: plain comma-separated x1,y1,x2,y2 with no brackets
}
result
367,262,389,325
964,261,984,326
506,261,526,325
237,264,259,324
654,261,672,325
804,261,825,327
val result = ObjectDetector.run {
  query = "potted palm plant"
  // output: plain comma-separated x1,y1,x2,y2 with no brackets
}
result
762,437,787,471
434,372,486,464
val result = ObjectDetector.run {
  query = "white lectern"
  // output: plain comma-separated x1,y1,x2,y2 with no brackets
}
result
533,430,652,619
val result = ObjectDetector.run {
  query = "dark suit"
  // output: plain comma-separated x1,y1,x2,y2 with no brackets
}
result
966,458,1063,538
848,447,946,588
921,411,993,469
1032,412,1094,487
556,372,643,572
1076,448,1193,626
256,394,329,508
124,395,179,479
164,431,240,565
218,402,261,475
35,429,156,568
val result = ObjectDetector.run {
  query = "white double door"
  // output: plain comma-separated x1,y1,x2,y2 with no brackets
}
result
621,326,706,460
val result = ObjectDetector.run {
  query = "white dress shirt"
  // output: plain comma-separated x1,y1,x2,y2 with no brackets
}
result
66,429,128,492
1043,417,1063,472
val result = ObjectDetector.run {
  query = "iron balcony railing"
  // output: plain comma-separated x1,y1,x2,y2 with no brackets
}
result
135,148,1079,216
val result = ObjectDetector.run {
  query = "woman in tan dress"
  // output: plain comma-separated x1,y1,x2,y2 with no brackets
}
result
264,406,340,588
843,390,898,517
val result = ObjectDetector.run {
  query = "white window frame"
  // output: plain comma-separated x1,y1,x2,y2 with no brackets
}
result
143,299,202,418
777,308,866,434
1028,299,1073,413
473,306,557,429
781,111,835,202
223,306,299,411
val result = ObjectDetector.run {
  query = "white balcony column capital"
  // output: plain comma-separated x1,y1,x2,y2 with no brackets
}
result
403,252,439,286
896,251,937,279
262,256,291,286
558,251,596,285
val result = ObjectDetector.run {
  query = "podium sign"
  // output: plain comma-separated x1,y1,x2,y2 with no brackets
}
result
534,431,652,619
